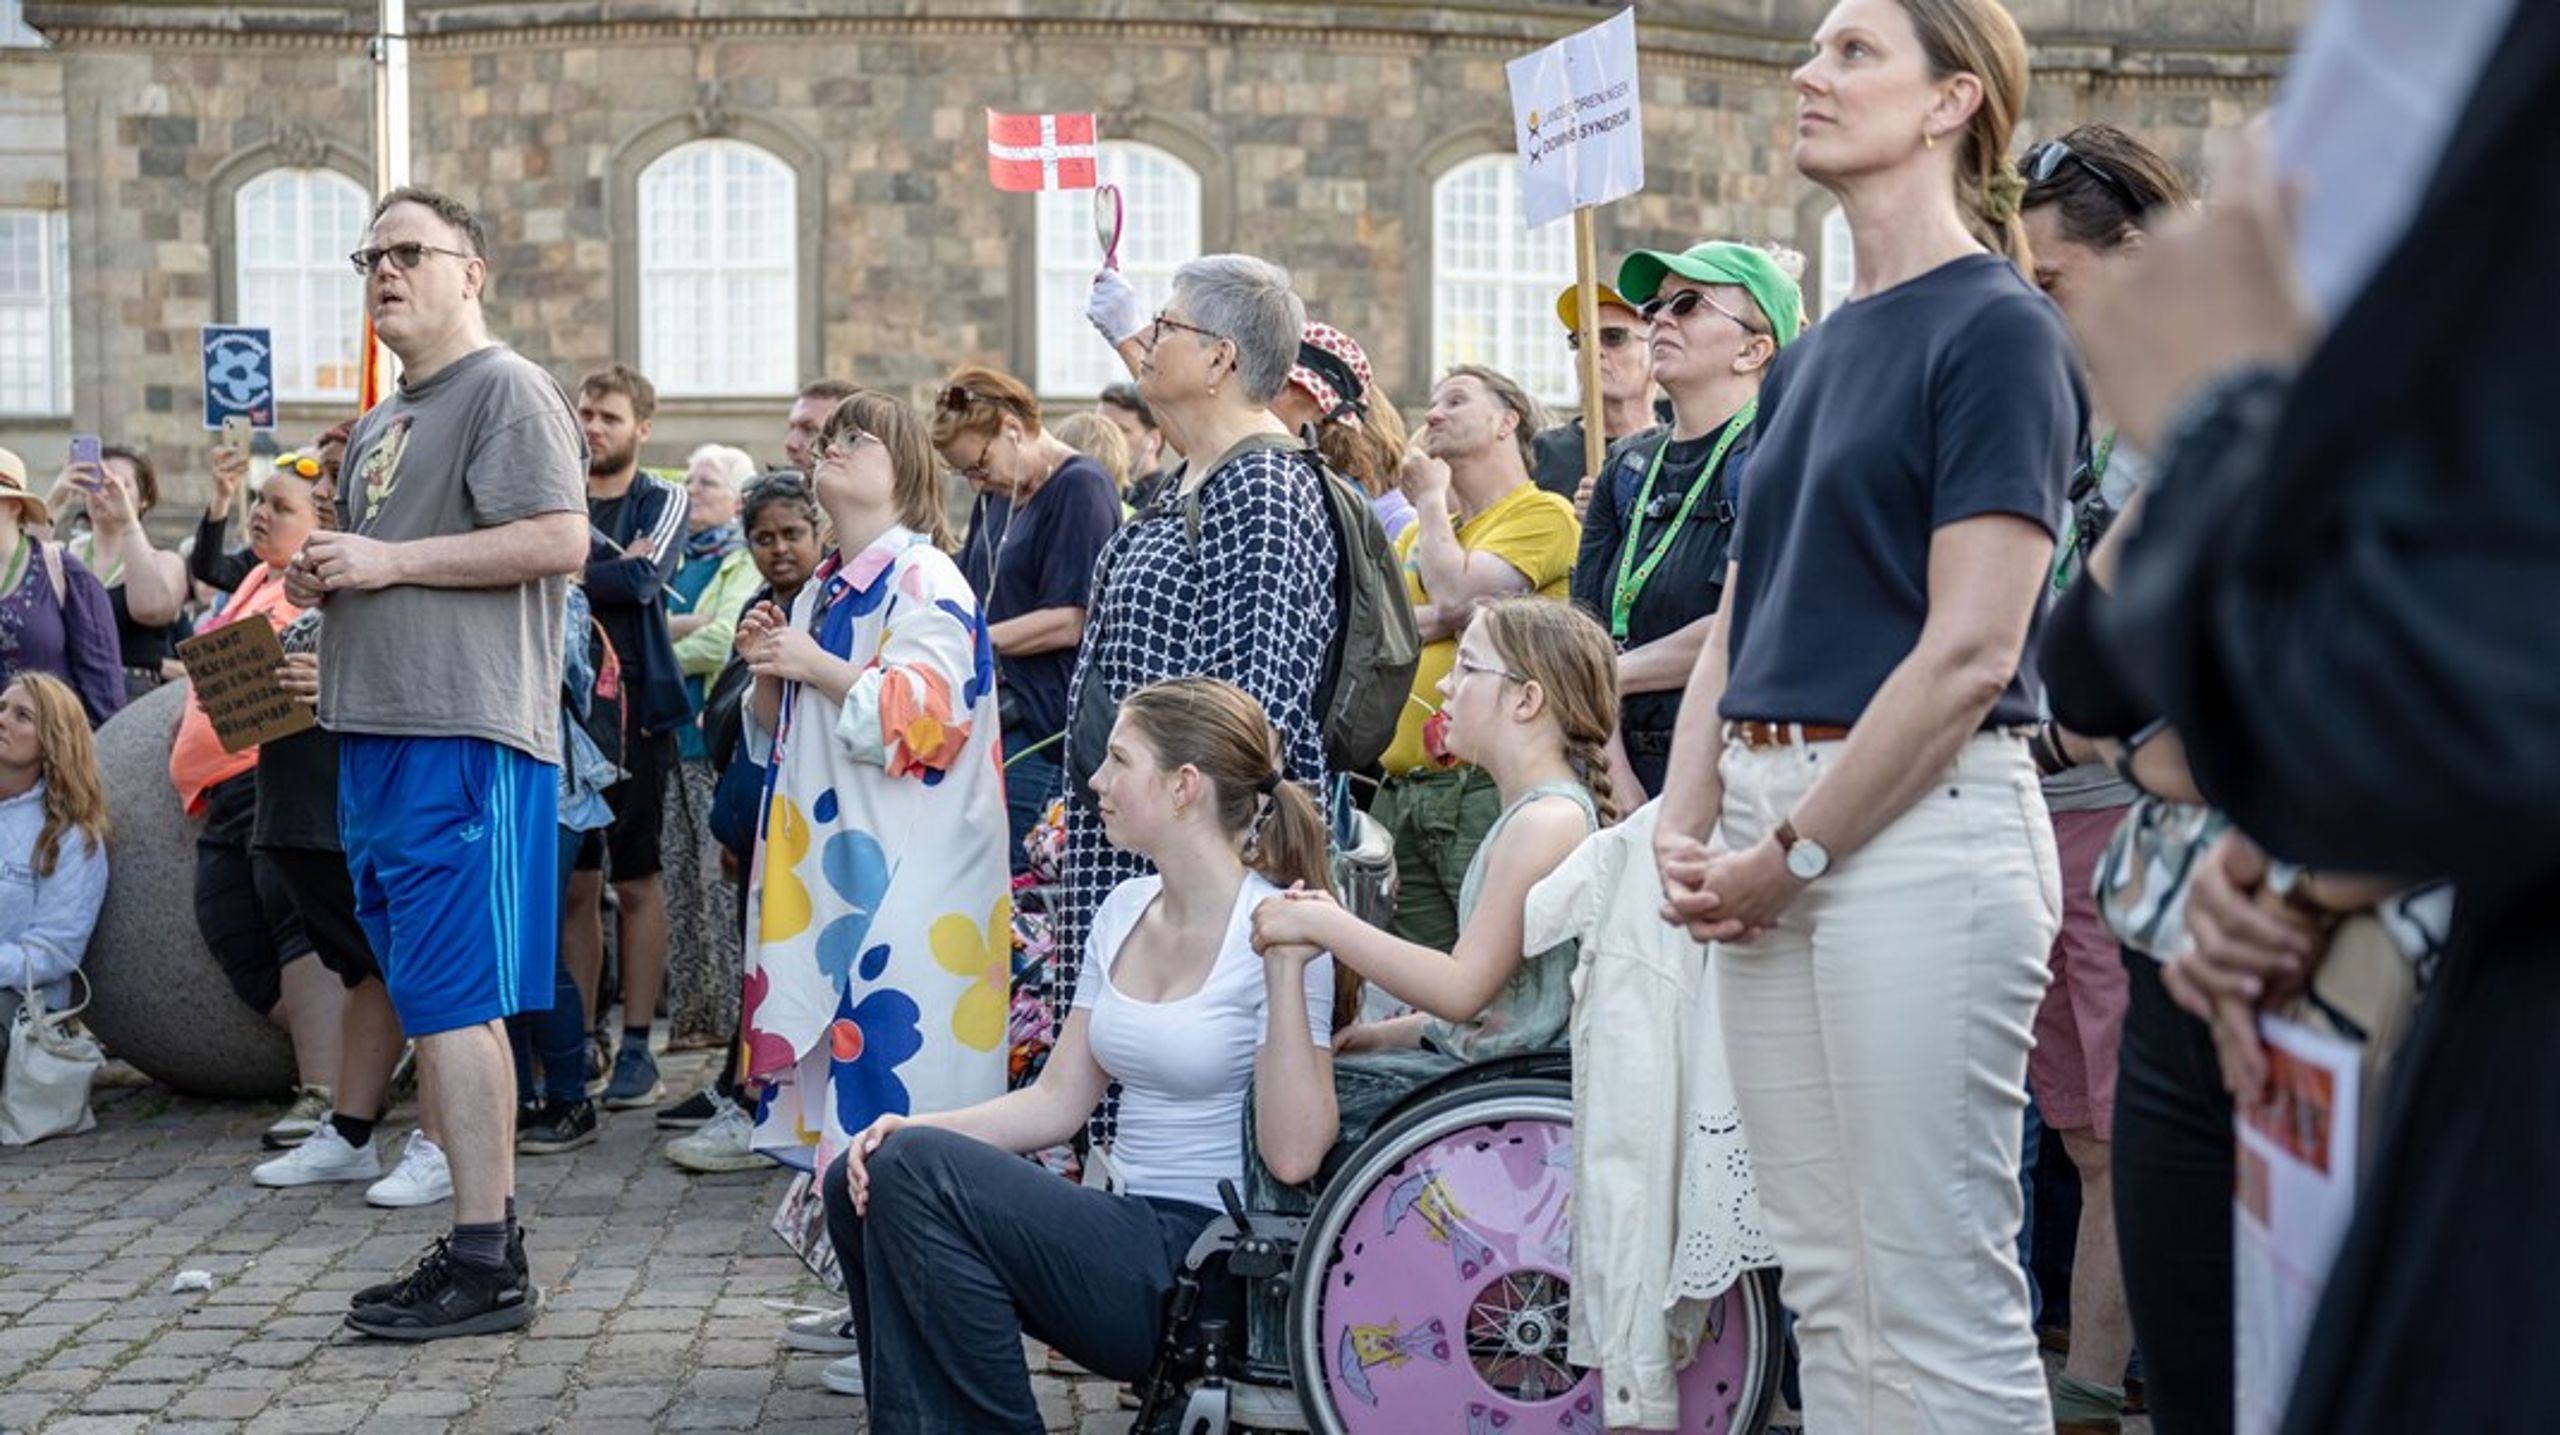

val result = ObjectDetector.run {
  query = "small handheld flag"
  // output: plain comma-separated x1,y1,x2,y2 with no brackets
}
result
986,110,1098,192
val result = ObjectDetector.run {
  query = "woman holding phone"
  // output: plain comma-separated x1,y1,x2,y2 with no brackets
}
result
47,440,188,699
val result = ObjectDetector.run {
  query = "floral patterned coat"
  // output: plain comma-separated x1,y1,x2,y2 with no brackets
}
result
741,526,1012,1175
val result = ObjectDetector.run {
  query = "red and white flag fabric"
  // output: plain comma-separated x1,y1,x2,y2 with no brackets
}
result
985,110,1098,192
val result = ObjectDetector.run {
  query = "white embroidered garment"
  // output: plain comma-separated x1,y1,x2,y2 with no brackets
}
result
1523,800,1775,1432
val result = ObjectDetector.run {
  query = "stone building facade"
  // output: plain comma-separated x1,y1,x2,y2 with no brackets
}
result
3,0,2297,514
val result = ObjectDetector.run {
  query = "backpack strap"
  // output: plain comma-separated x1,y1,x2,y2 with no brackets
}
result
1181,432,1320,556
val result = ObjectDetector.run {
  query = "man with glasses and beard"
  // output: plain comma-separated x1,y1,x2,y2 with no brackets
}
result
286,186,588,1339
562,363,691,1124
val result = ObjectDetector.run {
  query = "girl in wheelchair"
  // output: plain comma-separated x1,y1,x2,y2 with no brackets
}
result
824,677,1341,1432
1251,597,1616,1081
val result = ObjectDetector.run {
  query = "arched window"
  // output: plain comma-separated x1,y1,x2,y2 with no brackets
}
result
1431,154,1576,403
1820,206,1857,320
638,140,798,397
235,169,369,402
1036,143,1202,397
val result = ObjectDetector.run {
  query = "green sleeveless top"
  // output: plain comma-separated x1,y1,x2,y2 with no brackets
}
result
1424,779,1600,1063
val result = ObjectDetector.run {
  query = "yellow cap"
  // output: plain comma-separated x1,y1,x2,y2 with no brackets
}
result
1554,281,1640,333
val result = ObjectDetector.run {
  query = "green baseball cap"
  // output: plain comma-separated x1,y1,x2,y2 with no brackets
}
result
1616,241,1805,347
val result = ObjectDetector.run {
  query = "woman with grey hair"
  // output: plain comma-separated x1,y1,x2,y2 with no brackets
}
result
1057,256,1341,1093
656,441,763,1058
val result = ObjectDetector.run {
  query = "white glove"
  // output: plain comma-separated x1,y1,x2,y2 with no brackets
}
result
1086,267,1147,346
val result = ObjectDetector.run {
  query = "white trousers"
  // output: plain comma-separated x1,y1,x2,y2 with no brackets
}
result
1714,733,2061,1433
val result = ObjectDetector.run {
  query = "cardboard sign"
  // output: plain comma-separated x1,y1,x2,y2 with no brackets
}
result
176,618,313,753
200,324,276,431
1507,7,1646,229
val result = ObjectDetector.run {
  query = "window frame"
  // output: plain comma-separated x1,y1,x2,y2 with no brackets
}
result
1426,152,1579,407
1031,142,1205,401
635,137,802,400
0,207,69,417
231,167,371,405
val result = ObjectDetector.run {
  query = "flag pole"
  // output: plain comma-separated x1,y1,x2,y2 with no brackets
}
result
361,0,409,412
1572,206,1605,491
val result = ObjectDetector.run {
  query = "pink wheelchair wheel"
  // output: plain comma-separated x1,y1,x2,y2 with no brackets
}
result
1289,1078,1781,1434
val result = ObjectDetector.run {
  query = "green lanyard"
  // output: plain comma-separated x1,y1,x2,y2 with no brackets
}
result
2049,428,2117,595
0,532,26,596
1609,402,1753,643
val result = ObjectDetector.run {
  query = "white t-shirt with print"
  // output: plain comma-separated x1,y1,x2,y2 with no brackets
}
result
1075,871,1335,1209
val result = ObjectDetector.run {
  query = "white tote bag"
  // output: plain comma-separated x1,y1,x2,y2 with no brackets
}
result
1,971,103,1146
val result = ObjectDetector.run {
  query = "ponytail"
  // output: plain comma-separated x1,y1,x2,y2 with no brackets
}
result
1900,0,2035,273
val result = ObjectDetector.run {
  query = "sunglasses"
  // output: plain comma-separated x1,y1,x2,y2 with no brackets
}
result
1640,287,1767,336
2022,140,2144,216
1566,326,1640,353
936,385,979,414
347,242,477,275
272,452,323,479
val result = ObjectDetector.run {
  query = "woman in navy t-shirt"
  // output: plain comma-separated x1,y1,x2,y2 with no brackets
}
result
1650,0,2086,1427
933,365,1124,872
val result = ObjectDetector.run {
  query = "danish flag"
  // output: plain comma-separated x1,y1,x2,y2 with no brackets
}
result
985,110,1098,192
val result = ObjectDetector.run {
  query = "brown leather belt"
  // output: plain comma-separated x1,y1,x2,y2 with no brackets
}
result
1724,719,1852,750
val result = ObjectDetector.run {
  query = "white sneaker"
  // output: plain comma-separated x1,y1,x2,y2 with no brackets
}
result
365,1131,454,1208
781,1305,859,1355
665,1096,766,1174
251,1120,380,1187
820,1352,865,1396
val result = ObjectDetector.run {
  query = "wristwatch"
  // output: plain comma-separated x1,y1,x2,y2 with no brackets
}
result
1775,818,1831,882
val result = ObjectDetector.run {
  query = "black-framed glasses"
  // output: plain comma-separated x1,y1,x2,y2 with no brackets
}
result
2022,140,2144,215
1640,287,1767,336
952,433,998,482
1566,325,1640,353
347,242,477,275
1148,311,1228,349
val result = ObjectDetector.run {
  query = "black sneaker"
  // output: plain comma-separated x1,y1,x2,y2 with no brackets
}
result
517,1099,600,1155
655,1088,722,1129
353,1227,528,1309
345,1237,537,1341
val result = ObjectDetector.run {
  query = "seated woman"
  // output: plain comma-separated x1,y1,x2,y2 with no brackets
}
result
0,673,110,1050
1250,598,1616,1142
823,676,1339,1428
1258,598,1615,1054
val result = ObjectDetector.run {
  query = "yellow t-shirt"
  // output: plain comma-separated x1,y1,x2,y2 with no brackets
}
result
1381,482,1581,775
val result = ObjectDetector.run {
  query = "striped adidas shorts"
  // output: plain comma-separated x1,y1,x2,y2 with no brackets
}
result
339,733,559,1037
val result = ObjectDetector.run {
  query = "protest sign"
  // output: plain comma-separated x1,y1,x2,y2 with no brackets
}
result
2234,1014,2363,1435
1508,7,1645,486
176,618,312,753
1506,7,1644,230
201,325,277,431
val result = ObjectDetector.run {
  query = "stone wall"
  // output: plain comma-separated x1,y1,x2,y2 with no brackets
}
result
17,1,2289,508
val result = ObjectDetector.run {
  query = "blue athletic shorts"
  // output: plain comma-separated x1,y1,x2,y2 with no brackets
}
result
339,733,560,1037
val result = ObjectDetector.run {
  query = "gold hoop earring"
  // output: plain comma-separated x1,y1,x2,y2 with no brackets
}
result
1923,129,1937,150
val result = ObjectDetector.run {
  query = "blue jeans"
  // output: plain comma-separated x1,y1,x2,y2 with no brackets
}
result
821,1126,1224,1433
1001,727,1062,877
508,827,593,1106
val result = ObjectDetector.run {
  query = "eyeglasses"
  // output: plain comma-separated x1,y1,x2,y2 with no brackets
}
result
817,430,879,465
1566,326,1640,353
1148,311,1228,349
1640,287,1767,336
1449,655,1527,686
272,452,323,479
347,242,477,275
952,433,999,483
2022,140,2144,216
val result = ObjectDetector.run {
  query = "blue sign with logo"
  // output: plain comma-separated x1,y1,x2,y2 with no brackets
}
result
201,324,276,430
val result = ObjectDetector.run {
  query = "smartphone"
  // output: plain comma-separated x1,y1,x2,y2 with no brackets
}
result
69,433,101,468
220,414,252,453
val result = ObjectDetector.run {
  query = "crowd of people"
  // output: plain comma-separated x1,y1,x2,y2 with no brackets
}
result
1,0,2551,1429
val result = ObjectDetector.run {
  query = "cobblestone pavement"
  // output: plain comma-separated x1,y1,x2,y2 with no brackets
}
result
0,1049,1134,1435
0,1050,2151,1435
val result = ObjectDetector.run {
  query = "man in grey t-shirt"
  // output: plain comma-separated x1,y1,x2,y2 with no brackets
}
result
285,186,588,1342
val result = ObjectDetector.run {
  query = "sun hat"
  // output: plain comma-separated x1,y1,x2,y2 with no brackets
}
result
1286,321,1373,426
0,446,49,526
